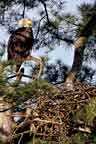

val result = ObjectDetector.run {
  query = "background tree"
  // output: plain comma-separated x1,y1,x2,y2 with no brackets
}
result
65,1,96,86
75,2,96,84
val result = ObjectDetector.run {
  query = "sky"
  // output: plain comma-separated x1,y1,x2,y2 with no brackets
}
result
0,0,95,70
65,0,95,14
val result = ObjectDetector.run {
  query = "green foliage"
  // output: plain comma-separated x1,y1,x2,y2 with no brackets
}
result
90,133,96,144
2,79,59,105
64,14,77,25
78,3,93,23
70,97,96,144
27,137,49,144
77,1,96,36
75,97,96,126
71,132,87,144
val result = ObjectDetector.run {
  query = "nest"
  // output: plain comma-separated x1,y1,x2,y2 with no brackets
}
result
0,80,96,143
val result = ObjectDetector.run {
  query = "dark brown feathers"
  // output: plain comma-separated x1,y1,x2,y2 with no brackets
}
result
8,27,34,62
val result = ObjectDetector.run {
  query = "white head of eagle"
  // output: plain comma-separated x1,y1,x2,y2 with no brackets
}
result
18,18,32,28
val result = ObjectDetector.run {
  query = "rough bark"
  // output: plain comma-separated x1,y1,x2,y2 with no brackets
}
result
65,14,96,88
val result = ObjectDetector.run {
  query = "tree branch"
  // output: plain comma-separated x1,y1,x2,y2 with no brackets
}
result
22,0,26,18
39,0,74,44
39,0,50,23
35,15,46,39
46,27,74,44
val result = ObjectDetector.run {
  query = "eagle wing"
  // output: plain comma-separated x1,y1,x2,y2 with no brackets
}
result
8,27,34,61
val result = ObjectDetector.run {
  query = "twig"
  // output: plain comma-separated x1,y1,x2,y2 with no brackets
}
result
22,0,26,18
35,15,46,39
32,118,62,125
75,126,91,134
39,0,50,23
6,73,32,80
18,133,23,144
0,106,13,112
60,99,89,104
12,129,59,139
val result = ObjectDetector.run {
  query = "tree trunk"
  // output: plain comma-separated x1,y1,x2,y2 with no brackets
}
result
65,14,96,89
65,37,87,84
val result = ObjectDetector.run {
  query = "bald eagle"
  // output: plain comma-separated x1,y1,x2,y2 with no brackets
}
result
7,18,43,80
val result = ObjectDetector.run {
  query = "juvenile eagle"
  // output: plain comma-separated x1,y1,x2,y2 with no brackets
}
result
8,18,43,80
